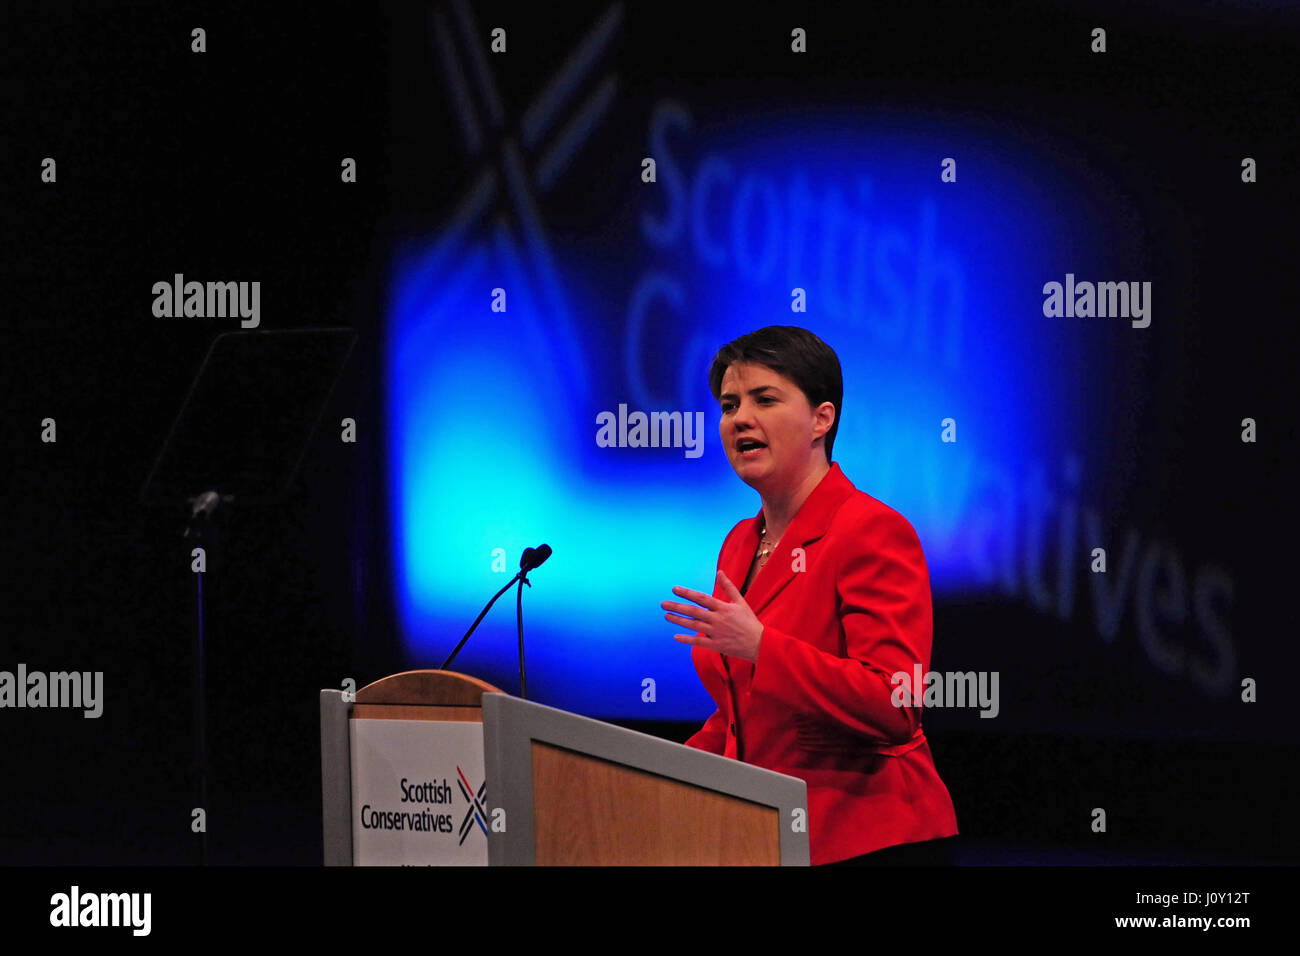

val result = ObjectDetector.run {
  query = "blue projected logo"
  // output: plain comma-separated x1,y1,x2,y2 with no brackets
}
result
389,92,1104,719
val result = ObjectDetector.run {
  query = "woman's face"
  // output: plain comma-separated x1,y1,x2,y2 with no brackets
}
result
718,362,834,490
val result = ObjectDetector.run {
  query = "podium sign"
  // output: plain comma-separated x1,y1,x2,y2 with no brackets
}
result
321,671,810,865
349,719,489,865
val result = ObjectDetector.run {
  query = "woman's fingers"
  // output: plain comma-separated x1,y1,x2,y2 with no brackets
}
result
670,585,720,609
661,599,709,617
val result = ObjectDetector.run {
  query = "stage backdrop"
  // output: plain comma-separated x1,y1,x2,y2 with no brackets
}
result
383,3,1288,745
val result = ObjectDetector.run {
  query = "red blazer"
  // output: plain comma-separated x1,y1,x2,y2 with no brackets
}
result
684,463,958,864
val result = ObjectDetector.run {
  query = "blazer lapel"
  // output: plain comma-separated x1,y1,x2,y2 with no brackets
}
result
710,464,857,692
722,515,761,596
737,463,856,617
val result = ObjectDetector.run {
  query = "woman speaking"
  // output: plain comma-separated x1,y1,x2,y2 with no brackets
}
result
661,326,958,866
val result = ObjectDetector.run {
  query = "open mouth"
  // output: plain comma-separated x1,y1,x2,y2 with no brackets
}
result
736,439,767,457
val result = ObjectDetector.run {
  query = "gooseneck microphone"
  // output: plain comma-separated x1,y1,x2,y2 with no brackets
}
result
441,543,551,700
520,543,552,574
513,544,550,698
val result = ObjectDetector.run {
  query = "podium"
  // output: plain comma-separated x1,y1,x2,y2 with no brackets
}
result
320,670,809,865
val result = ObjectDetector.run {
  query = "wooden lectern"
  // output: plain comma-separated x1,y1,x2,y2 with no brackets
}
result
321,670,809,865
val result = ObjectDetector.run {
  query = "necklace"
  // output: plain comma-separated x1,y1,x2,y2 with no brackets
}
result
757,518,777,561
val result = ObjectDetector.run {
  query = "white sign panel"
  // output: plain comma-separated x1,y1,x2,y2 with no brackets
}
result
349,718,489,865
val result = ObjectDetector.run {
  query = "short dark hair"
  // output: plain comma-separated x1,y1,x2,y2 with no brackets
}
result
708,326,844,463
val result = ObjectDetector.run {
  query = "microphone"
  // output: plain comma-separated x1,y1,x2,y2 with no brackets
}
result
184,490,231,539
441,544,554,702
520,543,552,573
190,491,220,520
514,544,551,699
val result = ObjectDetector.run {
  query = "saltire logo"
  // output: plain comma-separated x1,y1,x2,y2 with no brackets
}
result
457,765,488,845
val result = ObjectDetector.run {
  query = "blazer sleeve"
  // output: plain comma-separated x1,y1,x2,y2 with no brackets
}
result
683,708,728,754
749,505,931,746
683,525,743,755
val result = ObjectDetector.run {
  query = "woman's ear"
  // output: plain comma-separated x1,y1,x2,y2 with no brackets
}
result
814,401,836,436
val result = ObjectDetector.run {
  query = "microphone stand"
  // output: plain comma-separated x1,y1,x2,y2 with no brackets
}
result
183,490,226,867
440,573,523,672
516,571,530,700
442,549,545,700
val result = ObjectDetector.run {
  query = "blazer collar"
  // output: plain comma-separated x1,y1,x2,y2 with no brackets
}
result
725,462,857,615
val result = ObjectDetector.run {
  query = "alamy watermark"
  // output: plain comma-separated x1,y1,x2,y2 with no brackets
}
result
50,886,150,936
1042,273,1151,328
891,664,999,718
0,664,103,718
152,273,260,328
595,404,705,458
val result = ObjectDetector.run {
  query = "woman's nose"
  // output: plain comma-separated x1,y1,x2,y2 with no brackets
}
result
732,400,758,425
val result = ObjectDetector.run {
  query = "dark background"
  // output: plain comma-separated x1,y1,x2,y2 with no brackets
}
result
2,0,1297,865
